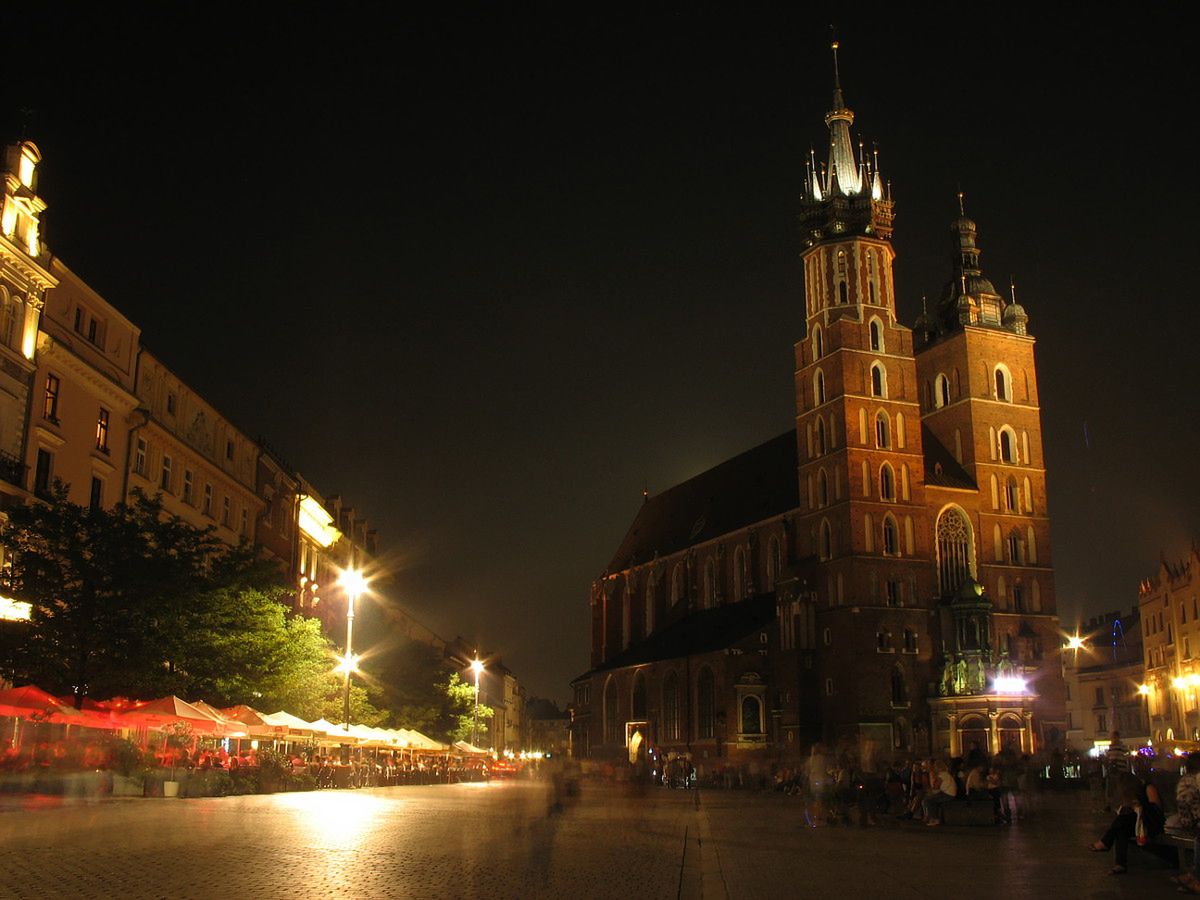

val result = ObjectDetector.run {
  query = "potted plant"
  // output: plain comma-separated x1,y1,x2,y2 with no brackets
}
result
161,722,193,798
109,737,150,796
256,748,289,794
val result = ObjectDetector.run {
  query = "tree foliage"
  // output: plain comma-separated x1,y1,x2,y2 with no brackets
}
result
446,672,494,744
0,489,360,718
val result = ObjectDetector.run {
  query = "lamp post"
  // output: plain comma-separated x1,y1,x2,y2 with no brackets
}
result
470,658,485,747
338,568,368,734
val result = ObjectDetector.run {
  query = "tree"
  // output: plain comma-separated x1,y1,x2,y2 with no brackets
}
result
446,672,493,744
0,488,334,713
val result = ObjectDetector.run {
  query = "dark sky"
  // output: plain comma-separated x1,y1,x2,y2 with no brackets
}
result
7,9,1195,701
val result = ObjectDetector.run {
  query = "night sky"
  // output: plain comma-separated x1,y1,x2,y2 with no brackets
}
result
6,9,1195,701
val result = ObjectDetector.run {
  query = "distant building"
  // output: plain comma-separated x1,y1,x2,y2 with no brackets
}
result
1062,609,1147,752
572,51,1065,767
527,698,571,756
1139,547,1200,743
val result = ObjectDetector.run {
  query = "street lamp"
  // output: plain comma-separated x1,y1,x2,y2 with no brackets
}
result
470,657,485,747
338,568,369,733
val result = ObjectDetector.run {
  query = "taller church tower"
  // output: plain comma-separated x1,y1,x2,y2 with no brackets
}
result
793,45,938,746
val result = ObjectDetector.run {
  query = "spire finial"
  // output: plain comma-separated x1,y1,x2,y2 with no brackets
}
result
1009,277,1017,304
831,37,842,92
957,189,965,217
922,294,928,315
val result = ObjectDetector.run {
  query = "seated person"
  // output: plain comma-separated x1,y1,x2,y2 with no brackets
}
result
1090,772,1173,874
922,760,958,826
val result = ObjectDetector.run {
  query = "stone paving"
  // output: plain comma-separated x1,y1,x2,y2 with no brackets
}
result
0,781,1186,898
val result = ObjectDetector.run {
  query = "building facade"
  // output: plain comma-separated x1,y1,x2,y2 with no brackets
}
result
1139,548,1200,743
573,53,1066,767
1062,609,1147,753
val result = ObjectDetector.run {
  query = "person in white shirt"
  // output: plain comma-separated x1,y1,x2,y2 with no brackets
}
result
922,759,959,825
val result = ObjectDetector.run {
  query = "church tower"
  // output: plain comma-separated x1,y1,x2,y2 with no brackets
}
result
915,202,1065,752
794,45,935,743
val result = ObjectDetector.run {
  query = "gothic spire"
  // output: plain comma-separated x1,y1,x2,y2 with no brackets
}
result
824,41,862,197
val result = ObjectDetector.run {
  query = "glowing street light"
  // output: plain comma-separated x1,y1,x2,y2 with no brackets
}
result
470,657,485,748
338,568,369,737
1065,635,1086,652
1137,684,1152,696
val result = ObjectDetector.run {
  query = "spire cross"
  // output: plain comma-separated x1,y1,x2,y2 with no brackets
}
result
831,38,841,90
957,190,965,216
1009,277,1017,304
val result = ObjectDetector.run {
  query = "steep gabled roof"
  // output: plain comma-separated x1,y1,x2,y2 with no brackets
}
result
589,596,777,674
920,424,977,491
606,432,798,572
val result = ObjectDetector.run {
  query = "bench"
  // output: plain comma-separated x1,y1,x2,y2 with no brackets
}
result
940,798,996,826
1163,828,1196,870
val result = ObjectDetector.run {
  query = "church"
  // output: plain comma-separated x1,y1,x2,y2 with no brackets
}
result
571,47,1066,766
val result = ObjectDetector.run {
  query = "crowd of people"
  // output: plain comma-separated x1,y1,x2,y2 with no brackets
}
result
767,740,1032,827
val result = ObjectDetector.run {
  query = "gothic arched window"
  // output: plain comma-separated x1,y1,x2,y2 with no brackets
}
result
995,364,1011,401
935,373,950,408
936,506,974,596
741,695,762,734
818,468,829,507
819,520,832,560
880,463,896,501
662,672,680,741
871,363,886,398
733,546,746,600
876,411,890,448
891,667,907,705
697,668,716,739
670,564,684,606
604,677,620,744
1005,477,1018,511
812,327,824,360
816,417,827,455
631,670,647,720
883,516,899,555
999,427,1017,463
869,318,883,351
815,369,826,405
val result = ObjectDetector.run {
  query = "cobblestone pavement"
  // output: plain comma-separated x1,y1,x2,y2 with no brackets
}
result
0,782,1185,899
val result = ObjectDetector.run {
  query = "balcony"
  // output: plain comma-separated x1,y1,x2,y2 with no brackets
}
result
0,449,25,489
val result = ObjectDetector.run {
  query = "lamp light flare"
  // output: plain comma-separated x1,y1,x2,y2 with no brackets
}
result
1137,684,1152,696
470,658,485,676
993,676,1027,694
335,652,358,675
338,568,368,600
1066,635,1085,651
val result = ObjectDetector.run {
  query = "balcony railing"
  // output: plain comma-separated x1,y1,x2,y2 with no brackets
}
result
0,449,26,489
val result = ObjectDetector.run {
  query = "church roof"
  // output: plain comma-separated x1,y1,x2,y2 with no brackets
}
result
920,424,978,491
587,595,777,674
606,432,798,573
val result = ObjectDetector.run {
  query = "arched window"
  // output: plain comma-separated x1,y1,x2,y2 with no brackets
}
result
631,670,647,720
814,369,826,405
670,564,684,605
818,468,829,507
697,668,716,739
837,251,849,304
999,427,1016,463
0,289,19,350
1007,530,1023,565
741,695,763,734
604,677,620,744
880,463,895,501
864,513,874,552
703,558,717,608
620,586,631,649
891,667,907,705
819,519,832,560
883,515,899,556
936,506,974,595
903,628,918,653
1005,477,1018,511
645,574,656,637
875,411,890,448
871,363,886,398
935,373,950,408
869,318,883,351
733,546,746,600
816,417,827,455
994,364,1011,401
662,672,680,740
1023,477,1033,513
767,535,782,588
812,327,824,360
